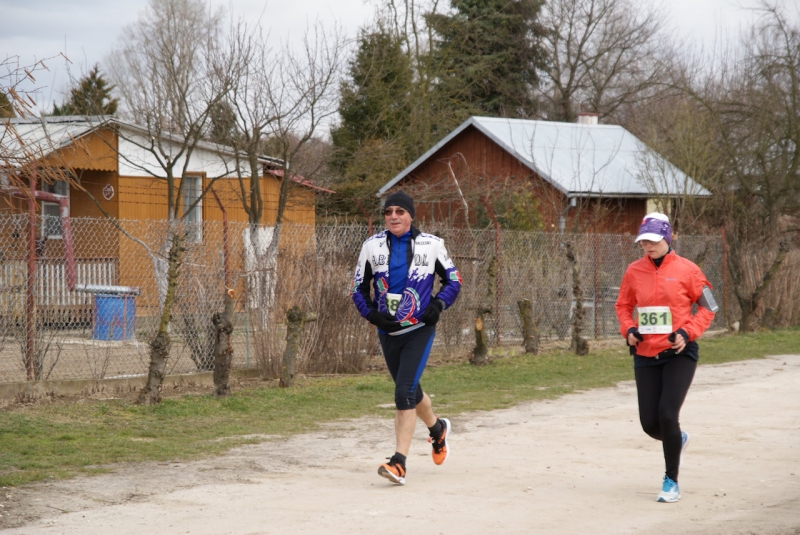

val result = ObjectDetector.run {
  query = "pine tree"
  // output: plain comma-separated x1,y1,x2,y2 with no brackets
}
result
428,0,547,118
52,64,118,116
208,101,238,146
331,26,413,167
0,92,15,118
328,25,415,216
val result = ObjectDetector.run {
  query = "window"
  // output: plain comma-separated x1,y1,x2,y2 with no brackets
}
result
182,176,203,242
41,180,69,239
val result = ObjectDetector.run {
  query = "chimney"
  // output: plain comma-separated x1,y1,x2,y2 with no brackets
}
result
577,112,598,125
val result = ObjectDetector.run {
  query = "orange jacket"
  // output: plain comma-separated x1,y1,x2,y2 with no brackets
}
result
615,250,716,357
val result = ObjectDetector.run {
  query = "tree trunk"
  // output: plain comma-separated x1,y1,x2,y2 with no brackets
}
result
280,306,317,387
735,241,789,333
471,256,497,365
739,300,755,333
565,243,589,356
212,290,236,396
138,232,185,405
517,299,539,355
471,308,491,366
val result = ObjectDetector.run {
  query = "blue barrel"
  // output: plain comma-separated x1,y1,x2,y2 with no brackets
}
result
93,294,136,341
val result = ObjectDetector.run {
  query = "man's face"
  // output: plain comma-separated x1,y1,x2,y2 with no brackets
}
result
384,206,413,237
639,238,669,259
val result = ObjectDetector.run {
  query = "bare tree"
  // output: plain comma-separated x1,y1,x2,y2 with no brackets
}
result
674,2,800,331
539,0,668,122
106,0,237,403
218,19,344,376
1,55,91,381
1,54,71,186
108,0,233,220
223,20,343,227
628,93,722,234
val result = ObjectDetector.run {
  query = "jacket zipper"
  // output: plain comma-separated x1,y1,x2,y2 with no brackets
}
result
653,259,659,359
384,231,416,288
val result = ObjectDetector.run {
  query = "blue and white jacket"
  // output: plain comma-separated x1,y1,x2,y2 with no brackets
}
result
352,226,462,335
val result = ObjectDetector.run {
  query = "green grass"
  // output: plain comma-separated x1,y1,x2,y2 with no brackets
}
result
0,328,797,487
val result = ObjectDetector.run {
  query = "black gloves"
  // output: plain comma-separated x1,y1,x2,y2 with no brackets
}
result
368,298,446,331
669,328,689,344
366,310,403,333
420,298,445,326
627,327,643,346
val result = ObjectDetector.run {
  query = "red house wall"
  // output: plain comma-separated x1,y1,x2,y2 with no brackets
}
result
391,125,644,234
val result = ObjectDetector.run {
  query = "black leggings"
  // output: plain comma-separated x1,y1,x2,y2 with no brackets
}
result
634,355,696,482
379,326,435,410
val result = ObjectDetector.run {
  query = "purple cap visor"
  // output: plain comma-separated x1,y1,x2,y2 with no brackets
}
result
635,218,672,244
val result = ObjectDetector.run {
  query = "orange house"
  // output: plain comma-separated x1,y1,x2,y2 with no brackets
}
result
1,115,332,319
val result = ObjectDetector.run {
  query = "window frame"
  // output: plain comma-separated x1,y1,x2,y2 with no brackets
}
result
181,175,203,243
40,180,69,240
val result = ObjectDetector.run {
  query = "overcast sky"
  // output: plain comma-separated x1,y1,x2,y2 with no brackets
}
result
0,0,794,117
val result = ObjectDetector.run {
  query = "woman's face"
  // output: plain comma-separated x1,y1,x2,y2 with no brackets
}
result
639,238,670,259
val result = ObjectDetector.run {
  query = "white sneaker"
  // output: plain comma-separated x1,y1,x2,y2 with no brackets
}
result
657,475,680,503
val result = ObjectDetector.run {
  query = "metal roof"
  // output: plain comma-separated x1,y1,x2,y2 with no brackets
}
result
1,115,280,171
1,115,335,193
378,116,711,198
1,115,109,166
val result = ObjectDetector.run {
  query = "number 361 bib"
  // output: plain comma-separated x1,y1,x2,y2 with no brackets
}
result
637,306,673,334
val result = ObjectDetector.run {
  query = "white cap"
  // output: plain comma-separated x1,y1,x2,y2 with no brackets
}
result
634,212,671,243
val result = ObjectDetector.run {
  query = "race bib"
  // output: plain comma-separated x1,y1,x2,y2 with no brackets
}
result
385,293,402,316
637,306,672,334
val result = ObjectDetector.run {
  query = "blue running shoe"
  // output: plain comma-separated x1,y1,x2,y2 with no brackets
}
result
680,431,690,468
657,475,680,503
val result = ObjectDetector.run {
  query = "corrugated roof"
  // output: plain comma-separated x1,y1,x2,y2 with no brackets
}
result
2,116,333,193
1,115,249,165
379,116,711,198
1,115,109,166
265,168,336,194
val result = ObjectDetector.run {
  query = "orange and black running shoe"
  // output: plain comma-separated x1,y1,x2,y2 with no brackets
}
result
428,417,451,465
378,459,406,485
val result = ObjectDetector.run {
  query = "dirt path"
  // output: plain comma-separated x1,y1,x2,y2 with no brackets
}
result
2,355,799,535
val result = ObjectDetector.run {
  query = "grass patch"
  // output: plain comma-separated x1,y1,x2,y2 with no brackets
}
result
0,328,797,487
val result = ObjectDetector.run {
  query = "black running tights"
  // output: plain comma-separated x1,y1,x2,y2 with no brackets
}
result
634,356,696,482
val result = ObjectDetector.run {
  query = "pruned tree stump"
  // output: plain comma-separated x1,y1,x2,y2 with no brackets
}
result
471,307,492,366
564,242,589,356
280,306,317,387
517,299,539,355
212,289,236,396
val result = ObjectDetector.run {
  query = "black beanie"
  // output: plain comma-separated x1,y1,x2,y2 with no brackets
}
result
384,190,415,219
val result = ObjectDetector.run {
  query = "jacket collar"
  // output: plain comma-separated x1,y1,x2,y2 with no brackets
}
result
385,225,421,243
646,248,675,268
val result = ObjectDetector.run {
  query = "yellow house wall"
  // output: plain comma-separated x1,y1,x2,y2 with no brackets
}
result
42,129,118,172
2,154,320,319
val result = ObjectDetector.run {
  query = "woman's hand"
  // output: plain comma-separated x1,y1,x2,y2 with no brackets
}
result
670,332,687,352
626,328,643,346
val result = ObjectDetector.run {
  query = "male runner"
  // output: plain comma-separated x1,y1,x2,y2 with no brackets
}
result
352,190,462,485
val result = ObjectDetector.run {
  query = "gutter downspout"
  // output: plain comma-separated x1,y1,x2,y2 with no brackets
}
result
559,196,577,233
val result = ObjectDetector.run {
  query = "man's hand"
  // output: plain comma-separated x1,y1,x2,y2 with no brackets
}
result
367,310,403,333
420,299,445,326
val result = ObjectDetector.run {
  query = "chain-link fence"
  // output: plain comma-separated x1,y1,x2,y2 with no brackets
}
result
1,214,796,384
